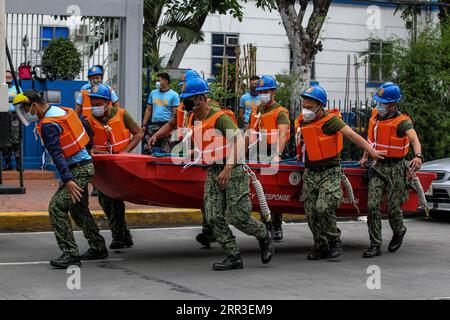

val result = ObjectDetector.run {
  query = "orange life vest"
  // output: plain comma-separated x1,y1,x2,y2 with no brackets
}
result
294,109,344,162
187,109,237,164
88,108,131,154
80,87,114,119
248,105,290,145
367,109,411,158
36,107,90,158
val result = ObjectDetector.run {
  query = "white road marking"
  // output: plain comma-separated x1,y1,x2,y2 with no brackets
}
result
0,258,123,266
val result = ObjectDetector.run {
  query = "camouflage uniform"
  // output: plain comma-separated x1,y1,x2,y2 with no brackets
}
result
204,164,267,256
302,167,343,251
367,160,408,246
143,123,171,155
48,163,106,255
97,190,132,242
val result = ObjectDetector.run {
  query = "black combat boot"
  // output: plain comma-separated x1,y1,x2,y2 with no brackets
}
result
307,247,325,260
50,253,81,269
273,229,283,241
212,253,244,271
363,245,381,258
196,232,216,248
388,228,407,252
79,248,108,260
259,231,274,264
323,240,343,259
110,236,134,250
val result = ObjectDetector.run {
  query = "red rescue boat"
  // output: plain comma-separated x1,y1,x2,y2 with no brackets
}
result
92,154,436,216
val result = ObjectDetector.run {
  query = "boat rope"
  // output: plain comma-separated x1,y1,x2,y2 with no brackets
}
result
405,161,430,219
243,164,272,225
341,169,360,215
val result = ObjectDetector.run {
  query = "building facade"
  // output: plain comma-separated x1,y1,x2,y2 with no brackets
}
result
159,0,439,102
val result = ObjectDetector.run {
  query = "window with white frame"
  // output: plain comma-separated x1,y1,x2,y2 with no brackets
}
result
211,33,239,76
368,41,393,83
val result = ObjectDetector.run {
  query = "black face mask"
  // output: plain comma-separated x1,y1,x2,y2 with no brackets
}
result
183,98,196,112
6,81,12,87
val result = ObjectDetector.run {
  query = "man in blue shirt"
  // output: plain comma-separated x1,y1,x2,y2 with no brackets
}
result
75,65,120,118
1,71,22,171
13,90,107,269
142,72,180,154
238,75,261,130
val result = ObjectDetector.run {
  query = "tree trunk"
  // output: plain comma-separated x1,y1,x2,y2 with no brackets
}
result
290,55,311,120
166,13,208,69
166,40,191,69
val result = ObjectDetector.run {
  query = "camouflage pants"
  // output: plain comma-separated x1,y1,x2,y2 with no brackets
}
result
48,163,106,255
204,165,267,256
367,161,408,246
143,123,171,155
303,167,343,250
98,191,131,242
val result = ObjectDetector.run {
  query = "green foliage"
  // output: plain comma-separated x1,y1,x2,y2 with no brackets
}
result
166,0,247,22
392,24,450,160
143,0,204,70
41,38,82,80
362,24,450,160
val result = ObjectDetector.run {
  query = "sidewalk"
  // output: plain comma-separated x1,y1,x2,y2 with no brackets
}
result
0,173,305,232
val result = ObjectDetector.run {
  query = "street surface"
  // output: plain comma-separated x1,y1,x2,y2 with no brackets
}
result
0,218,449,300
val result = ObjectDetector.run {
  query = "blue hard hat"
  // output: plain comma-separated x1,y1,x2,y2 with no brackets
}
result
179,70,200,86
300,85,327,106
88,65,104,77
88,84,111,101
180,77,210,99
373,82,402,103
256,75,277,91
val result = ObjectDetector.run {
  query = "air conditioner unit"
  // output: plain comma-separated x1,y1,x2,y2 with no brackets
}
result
75,25,89,39
226,36,239,47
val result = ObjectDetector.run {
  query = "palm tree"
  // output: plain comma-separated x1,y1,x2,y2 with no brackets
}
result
143,0,204,71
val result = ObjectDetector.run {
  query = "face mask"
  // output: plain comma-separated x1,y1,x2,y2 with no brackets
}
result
156,81,161,90
6,81,12,87
250,86,258,96
377,103,388,117
16,104,38,126
302,105,321,122
183,97,199,112
90,79,101,86
259,93,271,104
302,108,316,122
92,106,106,117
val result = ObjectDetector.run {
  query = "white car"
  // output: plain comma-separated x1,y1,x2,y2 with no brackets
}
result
420,158,450,213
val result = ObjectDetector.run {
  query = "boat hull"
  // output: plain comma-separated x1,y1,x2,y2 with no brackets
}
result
92,154,435,217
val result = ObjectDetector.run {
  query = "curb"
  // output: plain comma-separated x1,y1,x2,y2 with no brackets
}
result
0,209,306,232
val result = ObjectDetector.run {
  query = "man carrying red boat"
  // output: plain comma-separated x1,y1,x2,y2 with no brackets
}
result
360,82,423,258
148,69,220,249
179,77,274,271
246,75,290,241
86,84,144,250
295,85,385,260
